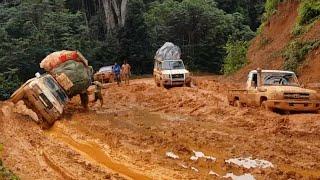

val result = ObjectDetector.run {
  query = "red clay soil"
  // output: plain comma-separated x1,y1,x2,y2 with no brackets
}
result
2,78,320,179
299,47,320,83
298,21,320,83
234,1,300,81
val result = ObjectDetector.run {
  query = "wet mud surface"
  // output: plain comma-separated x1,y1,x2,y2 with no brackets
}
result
1,77,320,179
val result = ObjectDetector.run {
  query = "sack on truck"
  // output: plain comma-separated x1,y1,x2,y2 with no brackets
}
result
40,50,89,71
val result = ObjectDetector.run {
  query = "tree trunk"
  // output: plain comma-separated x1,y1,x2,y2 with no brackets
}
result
101,0,128,32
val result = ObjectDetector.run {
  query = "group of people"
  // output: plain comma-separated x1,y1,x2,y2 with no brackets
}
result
113,60,131,86
87,60,131,109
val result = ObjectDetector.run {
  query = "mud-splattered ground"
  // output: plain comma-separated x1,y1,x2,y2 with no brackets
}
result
1,77,320,179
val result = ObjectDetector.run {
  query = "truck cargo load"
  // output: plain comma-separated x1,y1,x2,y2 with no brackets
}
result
51,61,93,97
154,42,181,61
40,50,89,71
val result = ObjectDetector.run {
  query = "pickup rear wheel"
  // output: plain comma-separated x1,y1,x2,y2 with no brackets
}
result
261,101,272,111
234,100,242,108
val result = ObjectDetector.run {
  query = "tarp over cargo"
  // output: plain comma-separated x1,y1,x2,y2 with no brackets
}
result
154,42,181,61
40,50,89,71
51,61,93,97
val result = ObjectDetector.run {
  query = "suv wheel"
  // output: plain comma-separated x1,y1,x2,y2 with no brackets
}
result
234,100,242,108
261,101,272,111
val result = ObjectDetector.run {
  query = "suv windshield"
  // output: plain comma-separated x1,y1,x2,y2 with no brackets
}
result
43,76,68,104
263,73,299,86
162,61,185,70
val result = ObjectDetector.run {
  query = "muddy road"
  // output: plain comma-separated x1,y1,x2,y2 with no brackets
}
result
1,76,320,179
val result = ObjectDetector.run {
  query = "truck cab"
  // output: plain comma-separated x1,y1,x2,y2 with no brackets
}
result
11,74,68,127
228,69,320,112
153,59,191,87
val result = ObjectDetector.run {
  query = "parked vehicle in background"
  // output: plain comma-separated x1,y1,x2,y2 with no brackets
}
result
228,69,320,113
94,66,115,83
153,42,192,87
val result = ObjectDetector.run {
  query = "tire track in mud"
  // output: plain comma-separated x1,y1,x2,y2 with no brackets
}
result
45,123,150,180
42,151,76,180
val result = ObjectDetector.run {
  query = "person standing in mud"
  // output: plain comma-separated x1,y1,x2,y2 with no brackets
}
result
121,60,131,85
92,81,104,107
113,62,121,86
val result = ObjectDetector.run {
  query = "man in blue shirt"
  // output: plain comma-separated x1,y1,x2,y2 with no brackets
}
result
113,62,121,85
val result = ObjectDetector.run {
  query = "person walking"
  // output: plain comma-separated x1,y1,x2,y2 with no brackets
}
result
93,81,104,107
113,62,121,86
122,60,131,85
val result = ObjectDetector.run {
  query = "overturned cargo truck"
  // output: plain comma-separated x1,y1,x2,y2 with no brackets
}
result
10,51,92,128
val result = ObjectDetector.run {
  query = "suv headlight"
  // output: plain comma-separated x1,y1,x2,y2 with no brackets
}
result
163,74,171,79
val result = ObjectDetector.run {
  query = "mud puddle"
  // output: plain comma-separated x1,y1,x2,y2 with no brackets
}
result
45,124,150,180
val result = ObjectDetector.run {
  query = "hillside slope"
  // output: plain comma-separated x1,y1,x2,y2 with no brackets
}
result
234,1,320,83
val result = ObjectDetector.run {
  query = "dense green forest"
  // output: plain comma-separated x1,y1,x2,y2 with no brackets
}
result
0,0,265,99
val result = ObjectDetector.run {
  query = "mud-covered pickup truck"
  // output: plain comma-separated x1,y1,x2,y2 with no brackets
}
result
228,69,320,112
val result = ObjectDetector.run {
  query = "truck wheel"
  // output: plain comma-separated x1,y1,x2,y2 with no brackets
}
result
154,77,160,87
185,81,191,87
160,80,164,88
234,100,242,108
261,101,272,111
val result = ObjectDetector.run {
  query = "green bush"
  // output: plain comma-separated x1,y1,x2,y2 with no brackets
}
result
283,40,320,72
292,0,320,36
258,0,283,34
0,69,22,100
298,0,320,25
223,40,249,75
262,0,282,22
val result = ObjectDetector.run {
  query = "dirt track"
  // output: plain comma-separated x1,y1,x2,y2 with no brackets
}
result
1,77,320,179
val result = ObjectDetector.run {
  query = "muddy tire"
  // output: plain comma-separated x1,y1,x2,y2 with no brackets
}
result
234,100,242,108
185,81,191,87
154,77,160,87
160,80,164,88
261,101,272,111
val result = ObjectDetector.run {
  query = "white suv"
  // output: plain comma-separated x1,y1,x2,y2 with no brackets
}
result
153,59,191,87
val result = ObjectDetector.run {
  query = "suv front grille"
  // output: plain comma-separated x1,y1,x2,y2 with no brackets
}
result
284,93,309,100
172,74,184,79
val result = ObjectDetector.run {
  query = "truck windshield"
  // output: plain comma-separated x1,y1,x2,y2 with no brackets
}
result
263,73,299,86
162,61,185,70
43,76,68,105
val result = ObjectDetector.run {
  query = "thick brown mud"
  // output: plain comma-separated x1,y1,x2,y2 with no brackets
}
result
46,123,150,180
1,77,320,179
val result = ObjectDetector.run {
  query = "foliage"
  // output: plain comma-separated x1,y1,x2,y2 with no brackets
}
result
119,0,151,74
145,0,254,72
215,0,265,30
298,0,320,25
258,0,283,34
0,69,21,100
293,0,320,36
283,40,320,72
0,0,261,98
262,0,282,22
223,40,249,74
